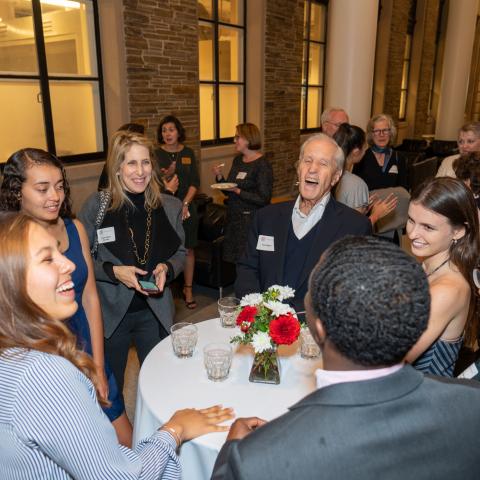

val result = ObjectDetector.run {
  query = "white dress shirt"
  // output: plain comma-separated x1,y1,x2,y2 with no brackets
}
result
291,193,330,239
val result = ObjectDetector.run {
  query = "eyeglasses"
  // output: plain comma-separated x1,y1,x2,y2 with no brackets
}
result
372,128,391,136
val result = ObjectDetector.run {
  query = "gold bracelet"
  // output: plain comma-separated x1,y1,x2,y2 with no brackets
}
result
160,425,181,448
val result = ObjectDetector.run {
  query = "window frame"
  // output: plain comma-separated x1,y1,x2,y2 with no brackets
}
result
301,0,328,133
0,0,107,164
199,0,247,146
399,0,417,121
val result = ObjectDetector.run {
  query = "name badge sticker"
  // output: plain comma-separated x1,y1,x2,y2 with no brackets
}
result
97,227,116,244
256,235,275,251
236,171,247,180
389,165,399,174
181,156,191,165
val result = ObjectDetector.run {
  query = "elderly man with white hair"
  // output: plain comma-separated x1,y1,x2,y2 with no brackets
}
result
235,133,372,312
320,107,350,137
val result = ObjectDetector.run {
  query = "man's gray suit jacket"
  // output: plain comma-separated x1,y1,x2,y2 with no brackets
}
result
212,366,480,479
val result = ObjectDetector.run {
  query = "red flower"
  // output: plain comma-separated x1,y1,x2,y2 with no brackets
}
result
236,306,257,326
269,314,301,345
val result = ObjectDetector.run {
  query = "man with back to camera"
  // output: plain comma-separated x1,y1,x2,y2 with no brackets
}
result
215,236,480,480
320,107,350,137
234,133,372,312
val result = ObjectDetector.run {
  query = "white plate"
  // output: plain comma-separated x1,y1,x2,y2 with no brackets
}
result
210,183,238,190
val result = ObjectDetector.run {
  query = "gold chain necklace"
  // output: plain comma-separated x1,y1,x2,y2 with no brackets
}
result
126,207,152,265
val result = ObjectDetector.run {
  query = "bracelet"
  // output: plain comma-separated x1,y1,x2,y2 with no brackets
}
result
183,201,189,207
160,425,181,448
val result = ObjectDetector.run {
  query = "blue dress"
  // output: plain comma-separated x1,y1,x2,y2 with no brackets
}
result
64,219,124,421
413,337,463,377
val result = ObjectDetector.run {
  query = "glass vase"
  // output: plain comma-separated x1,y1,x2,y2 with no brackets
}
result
249,347,281,384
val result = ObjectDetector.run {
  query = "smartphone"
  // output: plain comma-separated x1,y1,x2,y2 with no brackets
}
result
139,280,159,294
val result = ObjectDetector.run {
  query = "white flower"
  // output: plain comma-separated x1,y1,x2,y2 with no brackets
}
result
240,293,264,307
251,331,273,353
267,285,295,301
264,300,295,318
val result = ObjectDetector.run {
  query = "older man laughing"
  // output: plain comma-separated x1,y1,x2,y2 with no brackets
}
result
235,133,372,312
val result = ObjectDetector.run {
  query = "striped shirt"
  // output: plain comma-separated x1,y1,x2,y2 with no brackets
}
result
0,348,181,479
413,337,463,377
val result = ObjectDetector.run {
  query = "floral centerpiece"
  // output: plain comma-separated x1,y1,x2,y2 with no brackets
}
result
231,285,301,384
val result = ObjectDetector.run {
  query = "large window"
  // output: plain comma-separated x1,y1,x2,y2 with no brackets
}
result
0,0,106,163
399,0,417,120
198,0,245,144
301,0,327,131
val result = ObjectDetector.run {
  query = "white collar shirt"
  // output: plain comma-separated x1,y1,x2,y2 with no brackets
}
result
291,193,331,240
315,363,404,390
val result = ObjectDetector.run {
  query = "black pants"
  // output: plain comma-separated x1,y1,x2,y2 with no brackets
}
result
104,306,169,395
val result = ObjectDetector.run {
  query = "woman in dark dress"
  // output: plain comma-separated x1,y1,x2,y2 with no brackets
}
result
212,123,273,263
353,113,408,191
79,131,186,400
155,115,200,309
0,148,132,446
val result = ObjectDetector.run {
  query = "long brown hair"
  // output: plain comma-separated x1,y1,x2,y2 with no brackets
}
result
0,212,106,404
411,177,480,346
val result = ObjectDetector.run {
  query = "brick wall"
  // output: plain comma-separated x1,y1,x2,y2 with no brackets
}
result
382,0,411,121
122,0,200,154
263,0,304,196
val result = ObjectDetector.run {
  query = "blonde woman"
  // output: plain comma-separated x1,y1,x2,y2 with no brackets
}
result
79,131,186,396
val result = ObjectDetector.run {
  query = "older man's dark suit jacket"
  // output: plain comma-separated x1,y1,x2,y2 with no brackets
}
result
212,366,480,480
234,197,372,311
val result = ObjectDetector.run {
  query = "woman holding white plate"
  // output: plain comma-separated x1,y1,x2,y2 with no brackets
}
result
212,123,273,263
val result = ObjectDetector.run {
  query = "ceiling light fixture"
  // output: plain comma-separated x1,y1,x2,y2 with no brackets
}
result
40,0,81,9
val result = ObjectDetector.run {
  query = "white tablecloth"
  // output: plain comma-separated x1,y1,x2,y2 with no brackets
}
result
133,318,322,480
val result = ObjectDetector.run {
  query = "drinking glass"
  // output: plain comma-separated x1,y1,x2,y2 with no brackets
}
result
170,322,198,358
300,327,321,359
217,297,240,328
203,342,233,381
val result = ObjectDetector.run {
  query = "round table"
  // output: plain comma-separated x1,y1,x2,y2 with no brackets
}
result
133,318,323,480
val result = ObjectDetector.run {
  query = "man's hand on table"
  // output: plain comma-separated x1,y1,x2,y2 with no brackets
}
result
226,417,267,441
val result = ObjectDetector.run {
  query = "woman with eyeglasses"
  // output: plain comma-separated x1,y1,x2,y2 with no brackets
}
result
212,123,273,263
405,177,480,376
353,114,408,191
0,212,232,478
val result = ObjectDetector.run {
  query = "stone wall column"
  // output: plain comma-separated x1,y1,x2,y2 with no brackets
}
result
325,0,379,128
435,0,478,140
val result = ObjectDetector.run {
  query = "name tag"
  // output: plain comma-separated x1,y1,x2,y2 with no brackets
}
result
389,165,399,174
256,235,274,251
97,227,115,244
236,171,247,180
181,156,191,165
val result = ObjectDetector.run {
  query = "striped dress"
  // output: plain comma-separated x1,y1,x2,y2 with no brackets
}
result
0,348,181,479
413,337,463,377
